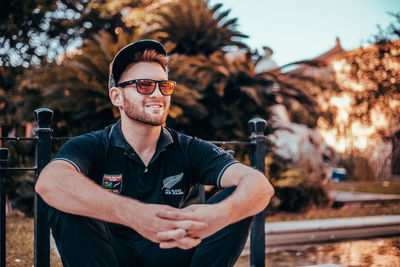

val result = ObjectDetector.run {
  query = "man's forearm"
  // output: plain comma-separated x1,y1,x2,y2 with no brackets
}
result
36,161,208,247
35,161,139,226
216,172,274,225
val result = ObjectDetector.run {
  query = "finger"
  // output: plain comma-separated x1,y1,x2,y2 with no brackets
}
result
156,210,201,221
159,240,179,249
174,220,208,232
157,228,186,241
177,236,202,250
160,237,201,250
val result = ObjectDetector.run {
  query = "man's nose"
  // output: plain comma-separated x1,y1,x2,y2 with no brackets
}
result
150,83,163,97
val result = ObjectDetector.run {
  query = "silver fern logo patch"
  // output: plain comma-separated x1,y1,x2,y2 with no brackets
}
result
162,173,184,195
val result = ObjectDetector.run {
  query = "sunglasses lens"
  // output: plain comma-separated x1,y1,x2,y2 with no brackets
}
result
160,81,175,95
137,79,156,94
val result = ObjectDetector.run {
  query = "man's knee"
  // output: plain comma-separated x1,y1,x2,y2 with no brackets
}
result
49,208,118,267
49,208,110,241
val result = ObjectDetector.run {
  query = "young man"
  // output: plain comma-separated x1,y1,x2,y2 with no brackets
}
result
35,40,274,267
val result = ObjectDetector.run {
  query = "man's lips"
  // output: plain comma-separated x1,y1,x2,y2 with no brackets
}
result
145,103,163,108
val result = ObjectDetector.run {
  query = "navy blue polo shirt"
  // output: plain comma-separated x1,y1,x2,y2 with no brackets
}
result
53,120,238,238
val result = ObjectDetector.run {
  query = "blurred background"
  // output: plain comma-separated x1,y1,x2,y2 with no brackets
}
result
1,0,399,266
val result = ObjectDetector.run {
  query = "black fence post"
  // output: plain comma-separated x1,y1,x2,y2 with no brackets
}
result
0,148,8,267
248,118,267,267
34,108,53,267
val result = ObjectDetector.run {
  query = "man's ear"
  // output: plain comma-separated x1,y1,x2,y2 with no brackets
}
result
109,87,123,108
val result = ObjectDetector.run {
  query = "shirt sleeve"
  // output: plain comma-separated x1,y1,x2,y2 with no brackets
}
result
186,137,239,187
52,134,104,178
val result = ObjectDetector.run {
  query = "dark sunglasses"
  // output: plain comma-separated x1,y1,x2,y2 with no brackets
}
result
116,79,176,96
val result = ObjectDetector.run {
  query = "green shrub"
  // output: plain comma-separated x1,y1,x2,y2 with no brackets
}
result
272,170,330,212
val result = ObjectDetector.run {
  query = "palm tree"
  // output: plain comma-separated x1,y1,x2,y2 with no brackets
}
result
153,0,248,56
167,47,320,140
166,50,270,140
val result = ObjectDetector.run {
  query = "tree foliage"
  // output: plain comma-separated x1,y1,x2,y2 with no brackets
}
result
0,0,148,67
167,50,272,139
153,0,248,56
5,0,318,141
339,12,400,137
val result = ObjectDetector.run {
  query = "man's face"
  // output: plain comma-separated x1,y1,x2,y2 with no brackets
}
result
118,62,170,126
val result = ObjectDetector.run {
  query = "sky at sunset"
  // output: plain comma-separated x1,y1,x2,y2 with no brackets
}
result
212,0,399,66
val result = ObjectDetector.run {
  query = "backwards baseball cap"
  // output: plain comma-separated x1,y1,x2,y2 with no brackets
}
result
108,39,167,89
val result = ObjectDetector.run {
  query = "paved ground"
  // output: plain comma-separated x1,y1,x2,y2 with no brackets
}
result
240,190,400,256
329,190,400,203
265,215,400,234
241,214,400,255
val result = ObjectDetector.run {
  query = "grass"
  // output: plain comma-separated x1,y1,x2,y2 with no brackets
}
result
326,180,400,194
6,211,62,267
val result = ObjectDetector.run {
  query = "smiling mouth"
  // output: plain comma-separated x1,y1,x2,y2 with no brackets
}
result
145,104,163,108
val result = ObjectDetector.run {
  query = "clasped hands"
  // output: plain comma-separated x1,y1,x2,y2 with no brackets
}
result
133,203,228,250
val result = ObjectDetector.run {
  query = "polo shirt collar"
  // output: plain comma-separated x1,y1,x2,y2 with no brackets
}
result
109,119,174,152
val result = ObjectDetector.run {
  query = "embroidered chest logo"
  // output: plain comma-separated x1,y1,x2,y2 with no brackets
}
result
162,173,184,196
102,174,122,194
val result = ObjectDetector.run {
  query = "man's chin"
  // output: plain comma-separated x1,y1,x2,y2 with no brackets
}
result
134,116,166,126
142,120,165,126
123,109,168,126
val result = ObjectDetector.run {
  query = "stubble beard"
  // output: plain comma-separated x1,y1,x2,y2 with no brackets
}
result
122,93,169,126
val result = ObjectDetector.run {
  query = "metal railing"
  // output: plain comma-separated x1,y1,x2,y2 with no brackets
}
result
0,108,267,267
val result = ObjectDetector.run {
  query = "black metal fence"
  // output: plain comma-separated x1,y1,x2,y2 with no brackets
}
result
0,108,267,267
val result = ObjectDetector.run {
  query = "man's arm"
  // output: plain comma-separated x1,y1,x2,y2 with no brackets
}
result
36,160,126,220
36,160,207,248
216,163,274,223
156,163,274,247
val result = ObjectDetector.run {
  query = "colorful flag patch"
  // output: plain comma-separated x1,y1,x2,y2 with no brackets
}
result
102,174,122,194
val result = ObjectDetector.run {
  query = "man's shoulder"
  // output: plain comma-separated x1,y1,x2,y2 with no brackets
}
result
164,127,215,150
164,127,196,144
66,123,115,146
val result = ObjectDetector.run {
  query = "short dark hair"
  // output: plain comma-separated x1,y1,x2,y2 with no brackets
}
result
132,49,168,72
